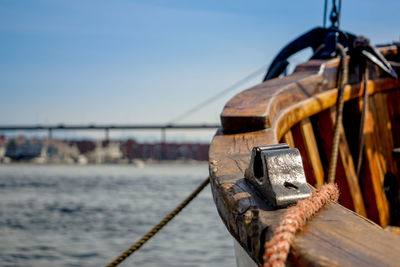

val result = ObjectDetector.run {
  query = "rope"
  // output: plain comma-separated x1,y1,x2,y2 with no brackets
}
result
263,183,339,267
323,0,328,28
167,65,267,124
356,67,369,177
105,177,210,267
327,43,348,184
329,0,341,29
263,43,346,266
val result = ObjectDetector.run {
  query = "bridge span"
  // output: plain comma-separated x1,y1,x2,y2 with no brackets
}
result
0,123,220,141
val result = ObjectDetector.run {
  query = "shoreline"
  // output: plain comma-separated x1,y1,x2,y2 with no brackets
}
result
0,159,208,166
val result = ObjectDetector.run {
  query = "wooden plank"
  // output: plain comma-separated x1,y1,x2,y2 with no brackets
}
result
221,71,325,133
314,109,355,211
385,89,400,225
209,45,400,266
222,61,400,134
273,78,400,141
300,118,325,186
291,120,324,187
282,129,295,148
373,93,397,175
386,89,400,149
358,93,391,227
337,119,367,217
291,122,318,186
312,109,366,216
209,130,400,266
385,226,400,236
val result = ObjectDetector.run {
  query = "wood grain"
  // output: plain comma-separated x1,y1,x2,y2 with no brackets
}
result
313,109,355,211
291,122,319,186
295,118,324,186
282,129,295,148
209,129,400,266
209,45,400,265
358,94,392,226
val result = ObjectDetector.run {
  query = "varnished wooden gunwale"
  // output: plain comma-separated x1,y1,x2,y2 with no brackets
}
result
209,45,400,265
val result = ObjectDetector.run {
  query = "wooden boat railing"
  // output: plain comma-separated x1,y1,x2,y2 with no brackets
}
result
209,45,400,266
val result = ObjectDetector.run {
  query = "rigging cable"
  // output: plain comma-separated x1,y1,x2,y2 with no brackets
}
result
167,65,267,124
105,177,210,267
337,0,342,28
327,43,348,184
329,0,342,29
323,0,328,28
356,67,369,177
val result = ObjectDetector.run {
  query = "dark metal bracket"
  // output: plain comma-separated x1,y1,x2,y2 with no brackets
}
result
263,27,357,81
245,144,311,208
263,27,397,81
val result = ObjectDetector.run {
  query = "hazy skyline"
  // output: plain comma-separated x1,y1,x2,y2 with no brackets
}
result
1,0,400,141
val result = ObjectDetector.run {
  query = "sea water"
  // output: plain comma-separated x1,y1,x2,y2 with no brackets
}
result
0,164,235,267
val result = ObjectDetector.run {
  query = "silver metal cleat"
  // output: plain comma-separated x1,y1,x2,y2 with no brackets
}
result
245,144,311,208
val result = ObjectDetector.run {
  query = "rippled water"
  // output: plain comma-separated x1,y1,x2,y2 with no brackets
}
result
0,164,235,267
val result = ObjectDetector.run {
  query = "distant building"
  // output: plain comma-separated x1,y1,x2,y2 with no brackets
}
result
0,136,209,163
0,138,5,162
5,138,43,160
86,141,122,164
121,139,209,161
69,140,96,154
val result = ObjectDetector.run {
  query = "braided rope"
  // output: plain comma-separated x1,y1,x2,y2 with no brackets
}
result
327,43,348,183
263,183,339,267
105,177,210,267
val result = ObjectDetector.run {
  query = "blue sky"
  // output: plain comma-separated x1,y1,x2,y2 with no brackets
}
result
1,0,399,141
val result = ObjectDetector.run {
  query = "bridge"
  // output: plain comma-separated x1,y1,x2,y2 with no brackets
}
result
0,123,220,142
0,66,269,143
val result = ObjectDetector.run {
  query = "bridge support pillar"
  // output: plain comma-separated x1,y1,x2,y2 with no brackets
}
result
161,128,166,160
161,128,166,144
105,128,110,141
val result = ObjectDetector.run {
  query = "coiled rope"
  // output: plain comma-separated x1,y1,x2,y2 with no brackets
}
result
105,177,210,267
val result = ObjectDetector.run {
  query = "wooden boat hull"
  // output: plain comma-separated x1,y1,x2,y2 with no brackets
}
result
209,45,400,266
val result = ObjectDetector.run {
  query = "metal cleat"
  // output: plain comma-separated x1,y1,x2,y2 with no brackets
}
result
245,144,311,208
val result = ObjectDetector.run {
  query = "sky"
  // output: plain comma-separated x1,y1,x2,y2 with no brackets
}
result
1,0,400,142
